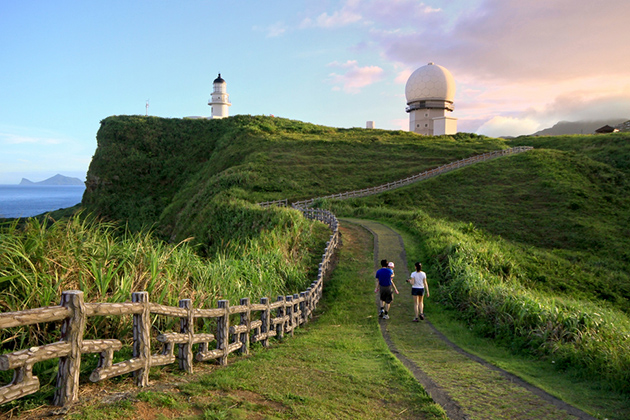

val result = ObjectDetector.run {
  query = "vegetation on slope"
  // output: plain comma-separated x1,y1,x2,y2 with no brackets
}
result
5,114,630,408
0,207,328,349
83,115,507,250
325,135,630,392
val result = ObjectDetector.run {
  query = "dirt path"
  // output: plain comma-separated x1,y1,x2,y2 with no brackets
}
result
341,217,597,420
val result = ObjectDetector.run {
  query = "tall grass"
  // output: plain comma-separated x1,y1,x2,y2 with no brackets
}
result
0,210,327,350
330,203,630,392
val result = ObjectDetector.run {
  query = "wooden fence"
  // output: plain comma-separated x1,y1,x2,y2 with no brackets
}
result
291,146,533,208
0,209,339,407
1,146,531,407
257,198,288,208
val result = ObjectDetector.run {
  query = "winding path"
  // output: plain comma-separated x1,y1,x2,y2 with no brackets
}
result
342,217,597,420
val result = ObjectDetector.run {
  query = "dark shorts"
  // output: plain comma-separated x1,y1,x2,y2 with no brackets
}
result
412,288,425,296
380,286,393,303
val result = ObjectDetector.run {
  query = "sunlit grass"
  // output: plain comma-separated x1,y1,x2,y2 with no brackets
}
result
0,209,328,350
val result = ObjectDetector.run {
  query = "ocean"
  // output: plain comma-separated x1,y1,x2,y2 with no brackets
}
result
0,185,86,218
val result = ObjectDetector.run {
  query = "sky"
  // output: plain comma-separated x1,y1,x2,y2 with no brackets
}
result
1,0,629,184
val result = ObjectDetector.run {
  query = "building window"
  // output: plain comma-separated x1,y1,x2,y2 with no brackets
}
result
424,124,428,127
425,113,428,117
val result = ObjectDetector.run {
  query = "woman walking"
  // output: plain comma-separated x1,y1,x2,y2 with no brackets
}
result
408,262,429,321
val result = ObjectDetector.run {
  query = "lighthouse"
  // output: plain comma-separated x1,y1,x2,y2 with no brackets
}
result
208,73,231,119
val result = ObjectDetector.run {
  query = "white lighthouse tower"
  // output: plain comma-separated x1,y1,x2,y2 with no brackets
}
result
208,73,231,119
405,63,457,135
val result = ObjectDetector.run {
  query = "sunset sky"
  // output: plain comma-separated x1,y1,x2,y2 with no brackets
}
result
1,0,629,184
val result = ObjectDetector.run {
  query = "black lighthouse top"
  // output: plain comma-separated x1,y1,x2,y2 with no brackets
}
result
213,73,225,84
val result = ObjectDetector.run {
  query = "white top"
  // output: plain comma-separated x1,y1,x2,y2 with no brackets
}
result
410,271,426,289
405,62,456,103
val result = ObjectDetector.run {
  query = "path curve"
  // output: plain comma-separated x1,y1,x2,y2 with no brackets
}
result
342,217,597,420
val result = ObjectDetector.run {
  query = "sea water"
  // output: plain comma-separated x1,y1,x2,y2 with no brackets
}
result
0,185,86,218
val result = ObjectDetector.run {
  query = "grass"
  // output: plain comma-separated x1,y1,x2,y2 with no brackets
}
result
4,115,630,414
83,115,508,246
36,222,446,420
327,194,630,393
388,223,630,420
0,207,329,409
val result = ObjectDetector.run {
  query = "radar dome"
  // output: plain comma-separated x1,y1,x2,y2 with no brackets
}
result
405,63,456,104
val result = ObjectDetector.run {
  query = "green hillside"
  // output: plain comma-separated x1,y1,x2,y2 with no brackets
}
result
83,115,506,251
324,133,630,392
3,115,630,413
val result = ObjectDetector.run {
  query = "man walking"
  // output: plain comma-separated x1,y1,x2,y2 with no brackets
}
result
375,259,399,319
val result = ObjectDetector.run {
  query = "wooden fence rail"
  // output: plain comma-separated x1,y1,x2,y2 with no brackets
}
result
291,146,533,208
257,198,288,208
0,208,339,407
1,147,528,407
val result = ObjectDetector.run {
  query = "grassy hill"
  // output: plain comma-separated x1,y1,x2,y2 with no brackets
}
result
324,133,630,392
4,115,630,411
83,115,506,251
83,116,630,318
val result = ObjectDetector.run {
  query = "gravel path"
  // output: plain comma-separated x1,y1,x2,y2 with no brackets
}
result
341,217,597,420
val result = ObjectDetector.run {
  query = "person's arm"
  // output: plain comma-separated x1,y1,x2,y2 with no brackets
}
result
424,276,429,297
392,279,399,294
375,278,379,293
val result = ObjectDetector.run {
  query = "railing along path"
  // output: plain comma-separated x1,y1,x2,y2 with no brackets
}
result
291,147,532,208
1,147,530,407
0,209,338,407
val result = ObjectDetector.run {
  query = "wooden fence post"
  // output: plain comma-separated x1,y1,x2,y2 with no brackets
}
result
179,299,194,373
217,300,229,366
293,293,300,328
239,298,250,355
260,297,270,347
132,291,151,387
276,296,285,340
53,290,86,406
299,291,307,325
285,295,294,337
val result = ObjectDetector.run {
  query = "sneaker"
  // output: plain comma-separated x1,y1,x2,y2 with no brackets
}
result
379,308,384,318
383,314,390,319
419,313,425,320
412,318,419,322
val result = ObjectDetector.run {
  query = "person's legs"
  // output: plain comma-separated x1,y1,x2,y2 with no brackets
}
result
419,295,425,319
413,295,420,319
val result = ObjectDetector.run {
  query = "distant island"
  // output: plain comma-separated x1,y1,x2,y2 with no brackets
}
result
19,174,84,186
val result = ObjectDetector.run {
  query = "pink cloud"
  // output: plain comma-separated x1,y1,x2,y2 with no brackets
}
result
373,0,630,84
300,0,440,29
327,60,384,93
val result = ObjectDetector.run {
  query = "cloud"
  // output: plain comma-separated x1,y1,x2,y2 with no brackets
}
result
394,68,412,84
327,60,384,93
373,0,630,84
532,93,630,123
253,22,287,37
0,132,63,145
300,1,362,29
300,0,439,29
477,116,541,137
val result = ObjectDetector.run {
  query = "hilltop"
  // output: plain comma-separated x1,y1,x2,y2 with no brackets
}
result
80,115,630,391
3,115,630,416
83,115,506,250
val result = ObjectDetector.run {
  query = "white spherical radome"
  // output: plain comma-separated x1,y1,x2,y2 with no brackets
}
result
405,63,456,103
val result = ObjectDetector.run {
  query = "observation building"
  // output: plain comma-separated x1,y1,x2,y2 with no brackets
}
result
208,73,231,119
405,63,457,135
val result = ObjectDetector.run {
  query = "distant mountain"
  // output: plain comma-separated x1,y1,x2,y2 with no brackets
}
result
531,119,627,136
19,174,84,186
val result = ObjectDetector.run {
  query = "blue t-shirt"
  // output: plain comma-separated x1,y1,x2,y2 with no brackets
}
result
375,268,393,287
